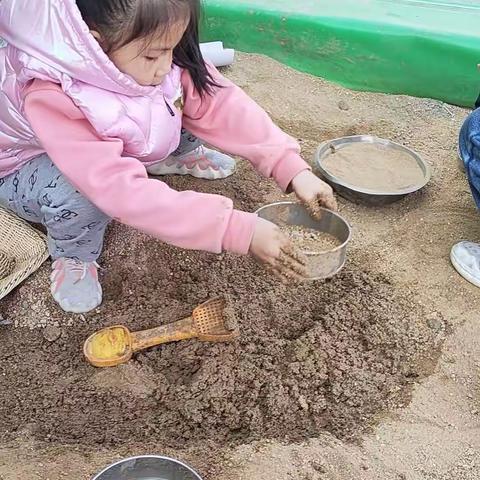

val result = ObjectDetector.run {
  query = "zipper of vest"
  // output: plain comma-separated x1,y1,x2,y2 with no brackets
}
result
164,97,175,117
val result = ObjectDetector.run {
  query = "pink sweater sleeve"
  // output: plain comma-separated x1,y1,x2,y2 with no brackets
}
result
181,64,310,192
23,80,257,255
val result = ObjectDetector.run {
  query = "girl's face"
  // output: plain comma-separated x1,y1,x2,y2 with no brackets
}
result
93,21,187,86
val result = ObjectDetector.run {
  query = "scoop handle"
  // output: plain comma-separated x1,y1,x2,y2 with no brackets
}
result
130,316,196,352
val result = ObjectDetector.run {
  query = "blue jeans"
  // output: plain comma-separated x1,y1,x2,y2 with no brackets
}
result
459,108,480,209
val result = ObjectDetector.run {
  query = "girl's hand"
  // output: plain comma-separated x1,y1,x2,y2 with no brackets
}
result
291,170,337,216
249,218,307,282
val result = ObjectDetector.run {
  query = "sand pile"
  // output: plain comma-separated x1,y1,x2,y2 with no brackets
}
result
0,216,442,448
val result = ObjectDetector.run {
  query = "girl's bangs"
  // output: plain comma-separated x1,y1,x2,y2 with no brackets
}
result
120,0,191,49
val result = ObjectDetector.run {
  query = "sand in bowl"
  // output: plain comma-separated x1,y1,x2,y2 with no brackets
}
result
322,143,425,192
282,225,341,253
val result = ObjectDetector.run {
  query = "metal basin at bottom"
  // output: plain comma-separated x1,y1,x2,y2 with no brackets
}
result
92,456,203,480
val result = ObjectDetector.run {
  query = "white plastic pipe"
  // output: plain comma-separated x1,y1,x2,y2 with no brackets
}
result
200,41,235,67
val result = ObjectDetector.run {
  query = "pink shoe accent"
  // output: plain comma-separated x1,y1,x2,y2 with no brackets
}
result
147,146,235,180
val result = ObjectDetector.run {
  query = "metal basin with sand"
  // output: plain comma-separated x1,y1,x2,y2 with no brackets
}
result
315,135,431,206
256,201,351,280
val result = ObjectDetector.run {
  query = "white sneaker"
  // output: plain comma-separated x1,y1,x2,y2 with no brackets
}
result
51,258,102,313
450,241,480,288
147,145,236,180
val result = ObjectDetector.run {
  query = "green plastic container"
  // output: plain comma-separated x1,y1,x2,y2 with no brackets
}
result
203,0,480,107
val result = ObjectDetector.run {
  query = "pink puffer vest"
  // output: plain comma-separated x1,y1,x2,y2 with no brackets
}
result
0,0,183,178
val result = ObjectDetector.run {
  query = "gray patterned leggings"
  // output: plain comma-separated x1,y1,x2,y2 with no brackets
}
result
0,129,202,262
0,154,110,262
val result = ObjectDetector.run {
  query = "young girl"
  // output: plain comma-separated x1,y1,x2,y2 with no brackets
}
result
0,0,336,314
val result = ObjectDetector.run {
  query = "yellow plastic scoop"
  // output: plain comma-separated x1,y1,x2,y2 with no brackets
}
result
83,297,239,368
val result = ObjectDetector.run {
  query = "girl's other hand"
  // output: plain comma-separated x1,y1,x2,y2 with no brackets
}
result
291,170,337,216
249,218,307,282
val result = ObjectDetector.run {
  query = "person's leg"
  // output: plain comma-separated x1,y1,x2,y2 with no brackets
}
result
147,128,236,179
451,109,480,287
0,155,110,312
459,110,480,208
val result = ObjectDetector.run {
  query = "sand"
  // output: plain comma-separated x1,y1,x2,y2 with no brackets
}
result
322,142,426,192
0,261,440,448
282,225,341,252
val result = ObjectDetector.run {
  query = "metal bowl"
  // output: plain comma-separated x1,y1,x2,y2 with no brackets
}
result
92,456,203,480
256,201,351,280
314,135,431,206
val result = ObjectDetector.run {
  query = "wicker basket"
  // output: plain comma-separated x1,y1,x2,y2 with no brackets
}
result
0,250,15,278
0,206,49,300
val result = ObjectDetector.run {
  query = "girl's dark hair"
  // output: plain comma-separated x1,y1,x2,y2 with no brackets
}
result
75,0,219,95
